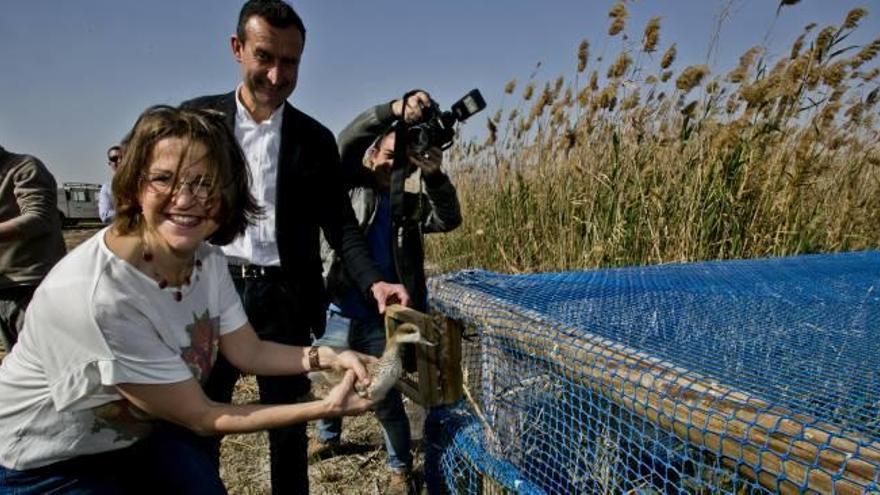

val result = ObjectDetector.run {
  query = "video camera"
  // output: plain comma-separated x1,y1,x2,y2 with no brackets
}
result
403,89,487,154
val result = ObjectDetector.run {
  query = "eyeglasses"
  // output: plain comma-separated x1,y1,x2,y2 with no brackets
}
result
108,155,120,164
144,173,215,201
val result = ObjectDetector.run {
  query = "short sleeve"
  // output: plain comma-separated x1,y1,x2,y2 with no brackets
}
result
93,295,194,386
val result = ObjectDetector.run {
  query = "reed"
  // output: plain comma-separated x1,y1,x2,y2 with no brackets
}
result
428,3,880,275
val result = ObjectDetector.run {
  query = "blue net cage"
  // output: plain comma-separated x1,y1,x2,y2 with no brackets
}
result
424,251,880,494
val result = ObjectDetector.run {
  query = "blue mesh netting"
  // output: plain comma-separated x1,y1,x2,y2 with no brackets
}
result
424,251,880,494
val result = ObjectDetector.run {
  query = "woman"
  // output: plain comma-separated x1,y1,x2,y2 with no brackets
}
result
0,106,374,493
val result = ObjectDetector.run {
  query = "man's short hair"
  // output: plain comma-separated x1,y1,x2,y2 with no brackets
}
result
237,0,306,42
107,145,122,158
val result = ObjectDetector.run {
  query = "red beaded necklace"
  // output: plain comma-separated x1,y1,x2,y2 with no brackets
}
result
141,246,202,302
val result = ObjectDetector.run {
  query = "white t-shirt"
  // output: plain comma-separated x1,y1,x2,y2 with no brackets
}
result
0,228,248,469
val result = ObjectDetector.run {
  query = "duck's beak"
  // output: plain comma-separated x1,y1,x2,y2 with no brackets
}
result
417,335,436,346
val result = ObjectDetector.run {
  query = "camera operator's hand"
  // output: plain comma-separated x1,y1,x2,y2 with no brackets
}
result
408,146,443,177
392,91,432,124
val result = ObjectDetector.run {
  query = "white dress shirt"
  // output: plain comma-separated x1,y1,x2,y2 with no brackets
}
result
222,85,284,267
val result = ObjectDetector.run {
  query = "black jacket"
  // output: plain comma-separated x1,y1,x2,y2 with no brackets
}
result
181,93,382,339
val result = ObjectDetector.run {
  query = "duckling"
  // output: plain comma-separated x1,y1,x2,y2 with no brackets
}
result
358,322,435,401
312,323,434,402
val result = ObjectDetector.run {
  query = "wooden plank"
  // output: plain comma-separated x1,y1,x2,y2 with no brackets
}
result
416,316,440,406
396,377,421,403
385,304,439,406
441,317,464,405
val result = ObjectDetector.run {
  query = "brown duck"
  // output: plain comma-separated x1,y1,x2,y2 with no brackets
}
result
314,323,435,401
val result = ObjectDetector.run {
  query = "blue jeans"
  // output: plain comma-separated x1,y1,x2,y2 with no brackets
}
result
315,311,413,472
0,423,226,494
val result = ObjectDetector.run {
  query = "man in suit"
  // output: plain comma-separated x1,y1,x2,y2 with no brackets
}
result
182,1,409,492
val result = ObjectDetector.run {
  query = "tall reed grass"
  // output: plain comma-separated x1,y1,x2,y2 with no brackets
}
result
427,4,880,274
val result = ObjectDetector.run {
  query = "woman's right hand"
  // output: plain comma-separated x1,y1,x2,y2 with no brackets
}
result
323,370,374,416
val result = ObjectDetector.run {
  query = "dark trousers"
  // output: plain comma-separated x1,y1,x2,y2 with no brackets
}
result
0,285,36,352
0,423,225,495
203,274,312,494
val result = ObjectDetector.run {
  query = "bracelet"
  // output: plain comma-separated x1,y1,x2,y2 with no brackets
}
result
308,346,321,371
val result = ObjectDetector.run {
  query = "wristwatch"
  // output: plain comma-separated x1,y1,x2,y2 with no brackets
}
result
308,346,321,371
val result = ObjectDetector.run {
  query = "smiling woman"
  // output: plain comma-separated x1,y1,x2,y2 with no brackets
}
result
0,105,378,494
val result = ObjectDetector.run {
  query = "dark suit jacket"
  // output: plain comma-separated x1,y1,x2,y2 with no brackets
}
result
181,92,382,340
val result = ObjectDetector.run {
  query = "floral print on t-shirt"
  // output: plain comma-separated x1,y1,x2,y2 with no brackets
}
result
180,310,220,383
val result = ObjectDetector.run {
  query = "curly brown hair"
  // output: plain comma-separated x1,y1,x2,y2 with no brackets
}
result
111,105,261,245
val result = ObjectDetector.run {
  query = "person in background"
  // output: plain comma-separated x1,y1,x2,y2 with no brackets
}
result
0,145,66,352
181,1,409,491
311,91,462,493
98,144,122,224
0,105,375,494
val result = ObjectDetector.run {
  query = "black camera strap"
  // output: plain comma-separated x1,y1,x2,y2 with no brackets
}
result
389,124,409,227
389,93,422,305
390,90,424,226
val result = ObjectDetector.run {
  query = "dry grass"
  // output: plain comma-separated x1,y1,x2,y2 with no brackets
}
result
220,376,428,495
429,4,880,274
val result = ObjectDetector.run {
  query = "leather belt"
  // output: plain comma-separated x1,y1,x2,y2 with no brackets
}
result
228,264,285,280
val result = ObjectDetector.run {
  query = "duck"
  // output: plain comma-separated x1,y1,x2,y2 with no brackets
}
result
359,322,435,401
312,322,435,402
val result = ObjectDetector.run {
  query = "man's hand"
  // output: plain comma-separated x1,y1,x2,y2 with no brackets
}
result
408,146,443,176
391,91,432,124
370,281,410,314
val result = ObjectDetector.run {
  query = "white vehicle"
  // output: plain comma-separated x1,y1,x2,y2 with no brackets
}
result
57,182,101,226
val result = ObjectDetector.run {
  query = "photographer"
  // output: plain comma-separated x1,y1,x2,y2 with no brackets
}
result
311,90,462,492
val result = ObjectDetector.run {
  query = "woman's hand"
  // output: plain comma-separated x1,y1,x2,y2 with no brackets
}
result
323,370,374,416
330,349,377,388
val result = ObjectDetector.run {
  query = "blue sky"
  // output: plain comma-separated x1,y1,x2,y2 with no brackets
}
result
2,0,877,184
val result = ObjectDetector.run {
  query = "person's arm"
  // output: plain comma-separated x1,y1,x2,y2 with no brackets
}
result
97,183,114,224
0,156,61,243
337,101,397,172
218,322,374,383
408,147,462,233
337,92,432,172
116,370,370,436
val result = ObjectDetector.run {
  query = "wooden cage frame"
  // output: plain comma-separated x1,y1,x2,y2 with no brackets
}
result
385,304,463,408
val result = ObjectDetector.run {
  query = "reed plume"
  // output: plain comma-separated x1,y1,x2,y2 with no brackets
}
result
577,40,590,73
642,17,661,53
676,65,710,93
660,43,677,69
842,7,867,29
608,51,633,79
608,2,628,36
